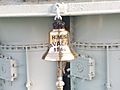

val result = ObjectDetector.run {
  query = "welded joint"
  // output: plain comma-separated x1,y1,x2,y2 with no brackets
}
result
0,43,48,51
1,42,120,51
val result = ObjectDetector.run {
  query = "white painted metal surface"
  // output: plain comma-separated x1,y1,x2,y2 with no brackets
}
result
71,15,120,90
0,17,57,90
0,1,120,17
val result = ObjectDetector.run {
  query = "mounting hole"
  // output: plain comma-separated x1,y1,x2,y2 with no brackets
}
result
12,64,15,67
13,73,15,77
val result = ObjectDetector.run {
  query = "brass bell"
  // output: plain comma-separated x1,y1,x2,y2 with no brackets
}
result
42,20,78,61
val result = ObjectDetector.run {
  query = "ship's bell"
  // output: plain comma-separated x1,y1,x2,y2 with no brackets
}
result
42,20,78,61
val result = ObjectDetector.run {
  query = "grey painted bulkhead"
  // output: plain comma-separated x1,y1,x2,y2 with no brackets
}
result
0,14,120,90
0,17,57,90
71,14,120,90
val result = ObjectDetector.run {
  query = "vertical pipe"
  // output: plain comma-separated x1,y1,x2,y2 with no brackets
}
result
106,46,111,90
25,47,31,90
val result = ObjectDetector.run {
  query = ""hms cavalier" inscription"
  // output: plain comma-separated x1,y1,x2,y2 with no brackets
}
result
50,34,69,52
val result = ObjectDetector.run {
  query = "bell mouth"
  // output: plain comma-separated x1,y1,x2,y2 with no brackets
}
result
42,52,77,62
